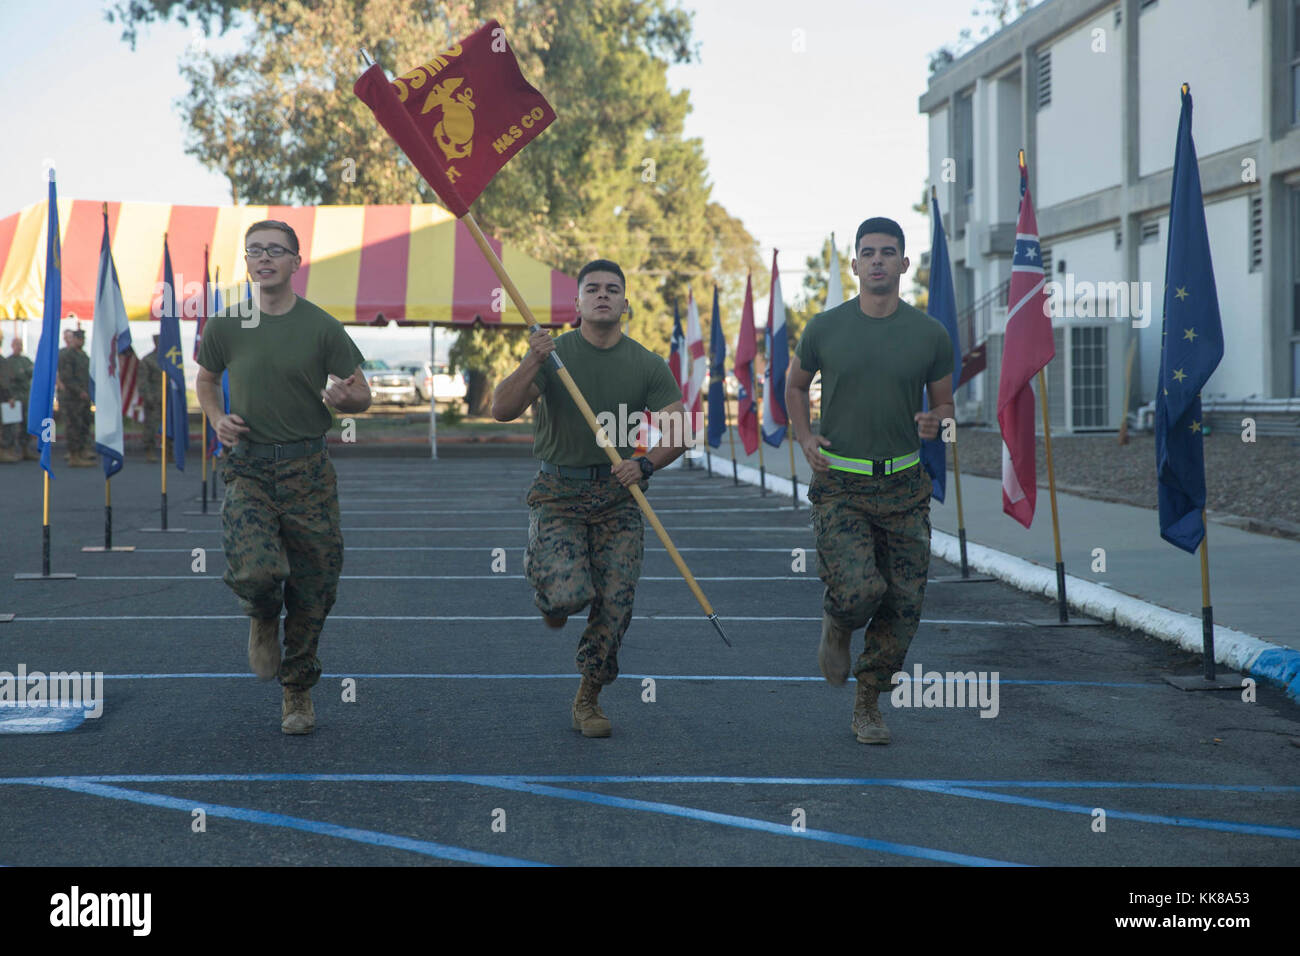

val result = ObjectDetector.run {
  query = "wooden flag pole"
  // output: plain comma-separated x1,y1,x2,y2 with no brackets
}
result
160,362,169,530
725,386,739,485
1199,508,1216,680
460,210,730,646
201,410,209,514
787,431,798,509
951,431,970,577
1037,368,1068,622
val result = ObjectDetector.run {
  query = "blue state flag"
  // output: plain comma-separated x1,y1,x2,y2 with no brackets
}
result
27,172,61,477
1156,86,1224,553
921,192,963,502
157,238,190,471
706,285,726,448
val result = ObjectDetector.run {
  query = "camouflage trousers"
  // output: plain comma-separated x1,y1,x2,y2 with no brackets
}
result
60,400,91,456
221,448,342,690
524,470,644,686
807,464,932,692
142,404,161,450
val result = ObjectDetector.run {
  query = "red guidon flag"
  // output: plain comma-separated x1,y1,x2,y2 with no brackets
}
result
353,20,556,216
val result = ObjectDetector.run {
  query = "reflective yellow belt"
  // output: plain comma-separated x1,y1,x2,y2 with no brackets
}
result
820,449,921,476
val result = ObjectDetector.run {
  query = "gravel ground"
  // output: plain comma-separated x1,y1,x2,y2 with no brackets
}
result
952,425,1300,537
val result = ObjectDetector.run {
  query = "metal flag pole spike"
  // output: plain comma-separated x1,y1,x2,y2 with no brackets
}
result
707,613,731,647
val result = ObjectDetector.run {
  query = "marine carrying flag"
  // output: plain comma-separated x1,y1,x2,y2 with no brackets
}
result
921,193,963,502
734,274,759,455
156,238,189,471
353,20,556,218
27,172,60,477
706,285,726,449
90,208,132,478
762,251,788,447
997,155,1055,528
1156,87,1224,553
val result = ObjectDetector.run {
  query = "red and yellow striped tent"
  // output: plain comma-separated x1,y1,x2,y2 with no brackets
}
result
0,199,577,327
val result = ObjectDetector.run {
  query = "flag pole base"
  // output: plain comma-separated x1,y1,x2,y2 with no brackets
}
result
929,574,996,584
81,546,136,553
181,511,220,516
14,573,76,580
707,613,732,647
1163,672,1242,692
138,528,188,533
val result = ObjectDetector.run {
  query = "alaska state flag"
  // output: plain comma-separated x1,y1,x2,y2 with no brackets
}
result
706,285,726,448
156,238,189,471
921,192,963,502
27,172,61,477
90,208,132,478
1156,86,1224,553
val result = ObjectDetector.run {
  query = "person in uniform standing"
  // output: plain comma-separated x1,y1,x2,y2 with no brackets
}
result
139,335,164,462
786,217,954,746
197,220,370,735
57,328,95,467
491,259,688,738
3,339,38,461
0,343,17,463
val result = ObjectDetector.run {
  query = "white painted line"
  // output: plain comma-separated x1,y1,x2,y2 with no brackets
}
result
11,614,1026,625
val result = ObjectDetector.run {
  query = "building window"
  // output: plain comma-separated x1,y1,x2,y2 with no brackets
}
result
1037,51,1052,109
1141,220,1160,244
1115,229,1123,250
1039,244,1053,278
1114,6,1122,27
1071,326,1109,429
1249,193,1263,273
954,92,974,233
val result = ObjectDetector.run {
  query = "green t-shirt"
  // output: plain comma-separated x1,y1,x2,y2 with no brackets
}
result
196,296,365,445
794,298,954,460
531,330,683,466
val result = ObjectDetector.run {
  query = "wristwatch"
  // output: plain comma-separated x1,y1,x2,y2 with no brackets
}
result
635,456,654,479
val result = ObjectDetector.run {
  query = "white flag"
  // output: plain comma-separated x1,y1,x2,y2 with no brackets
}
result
825,236,845,311
90,210,132,477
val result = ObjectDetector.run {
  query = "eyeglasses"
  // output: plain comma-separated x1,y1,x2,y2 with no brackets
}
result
245,244,294,258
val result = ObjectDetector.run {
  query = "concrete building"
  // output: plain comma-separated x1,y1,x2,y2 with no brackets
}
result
920,0,1298,433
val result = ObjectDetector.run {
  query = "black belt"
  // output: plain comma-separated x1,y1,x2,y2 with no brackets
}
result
539,461,611,479
235,437,326,460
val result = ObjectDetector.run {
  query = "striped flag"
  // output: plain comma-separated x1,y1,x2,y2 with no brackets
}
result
90,207,132,478
997,154,1056,528
118,347,144,423
734,274,759,455
668,301,686,398
684,288,707,442
762,251,788,447
156,237,189,471
706,285,726,449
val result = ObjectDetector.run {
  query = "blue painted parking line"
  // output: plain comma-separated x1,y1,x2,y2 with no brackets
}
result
12,778,547,867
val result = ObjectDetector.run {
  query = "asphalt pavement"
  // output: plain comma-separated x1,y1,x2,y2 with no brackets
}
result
0,447,1297,868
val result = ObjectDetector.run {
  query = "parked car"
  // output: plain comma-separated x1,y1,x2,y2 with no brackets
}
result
362,359,421,406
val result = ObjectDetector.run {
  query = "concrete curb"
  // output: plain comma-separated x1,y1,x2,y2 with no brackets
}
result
696,452,1300,704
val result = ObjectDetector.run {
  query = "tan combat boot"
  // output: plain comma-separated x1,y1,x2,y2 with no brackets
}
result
68,452,95,467
572,676,611,737
281,687,315,734
818,612,852,686
248,617,281,680
852,680,890,745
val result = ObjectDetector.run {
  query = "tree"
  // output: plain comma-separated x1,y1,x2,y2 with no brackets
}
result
112,0,762,409
928,0,1039,74
787,237,855,343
